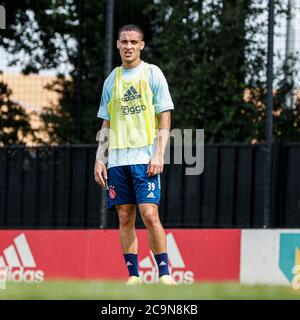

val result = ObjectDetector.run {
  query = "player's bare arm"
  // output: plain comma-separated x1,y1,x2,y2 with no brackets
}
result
94,120,110,188
147,111,171,177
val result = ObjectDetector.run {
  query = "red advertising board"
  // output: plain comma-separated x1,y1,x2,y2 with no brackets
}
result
0,229,240,284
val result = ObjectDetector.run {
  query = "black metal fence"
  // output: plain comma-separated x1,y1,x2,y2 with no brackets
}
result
0,143,300,229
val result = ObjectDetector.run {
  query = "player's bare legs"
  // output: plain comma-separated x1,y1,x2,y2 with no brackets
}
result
116,204,137,253
139,203,176,285
116,204,141,285
138,203,166,253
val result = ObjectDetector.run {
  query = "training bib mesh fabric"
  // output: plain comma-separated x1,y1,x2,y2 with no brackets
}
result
108,63,157,150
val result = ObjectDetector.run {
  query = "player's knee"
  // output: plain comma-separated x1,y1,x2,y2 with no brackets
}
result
141,209,160,228
118,211,135,229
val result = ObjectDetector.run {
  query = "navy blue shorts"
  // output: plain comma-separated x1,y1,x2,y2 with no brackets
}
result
106,164,161,209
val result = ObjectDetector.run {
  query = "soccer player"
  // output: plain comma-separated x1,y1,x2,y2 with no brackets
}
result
94,24,176,285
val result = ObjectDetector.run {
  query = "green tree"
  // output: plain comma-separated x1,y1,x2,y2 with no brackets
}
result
1,0,299,143
145,0,258,142
145,0,300,142
1,0,153,144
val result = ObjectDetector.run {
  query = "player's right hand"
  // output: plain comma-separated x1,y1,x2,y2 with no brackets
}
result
94,159,108,189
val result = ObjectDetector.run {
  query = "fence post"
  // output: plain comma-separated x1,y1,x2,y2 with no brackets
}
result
263,0,274,228
100,0,115,228
104,0,115,77
75,0,83,143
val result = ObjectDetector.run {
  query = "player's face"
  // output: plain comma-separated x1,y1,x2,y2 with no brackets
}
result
117,31,145,68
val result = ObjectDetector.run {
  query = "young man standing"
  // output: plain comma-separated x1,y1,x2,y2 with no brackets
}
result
94,24,176,285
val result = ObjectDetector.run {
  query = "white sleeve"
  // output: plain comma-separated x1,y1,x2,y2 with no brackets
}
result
97,69,117,120
150,65,174,114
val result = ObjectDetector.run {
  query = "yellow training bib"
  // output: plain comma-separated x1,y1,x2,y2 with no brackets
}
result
108,63,157,150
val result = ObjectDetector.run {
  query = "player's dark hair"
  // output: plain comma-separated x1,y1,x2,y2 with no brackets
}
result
118,24,144,40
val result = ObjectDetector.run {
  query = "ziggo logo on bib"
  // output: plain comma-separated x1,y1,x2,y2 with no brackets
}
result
121,105,146,115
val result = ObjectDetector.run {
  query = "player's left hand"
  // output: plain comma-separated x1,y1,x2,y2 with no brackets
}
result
147,152,164,177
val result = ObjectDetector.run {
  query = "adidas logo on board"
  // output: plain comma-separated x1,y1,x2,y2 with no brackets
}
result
139,233,194,284
0,233,44,286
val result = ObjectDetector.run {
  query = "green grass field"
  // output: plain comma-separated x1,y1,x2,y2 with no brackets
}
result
0,281,300,300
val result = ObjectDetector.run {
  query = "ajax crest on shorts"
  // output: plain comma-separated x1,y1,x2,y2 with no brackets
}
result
108,186,117,199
